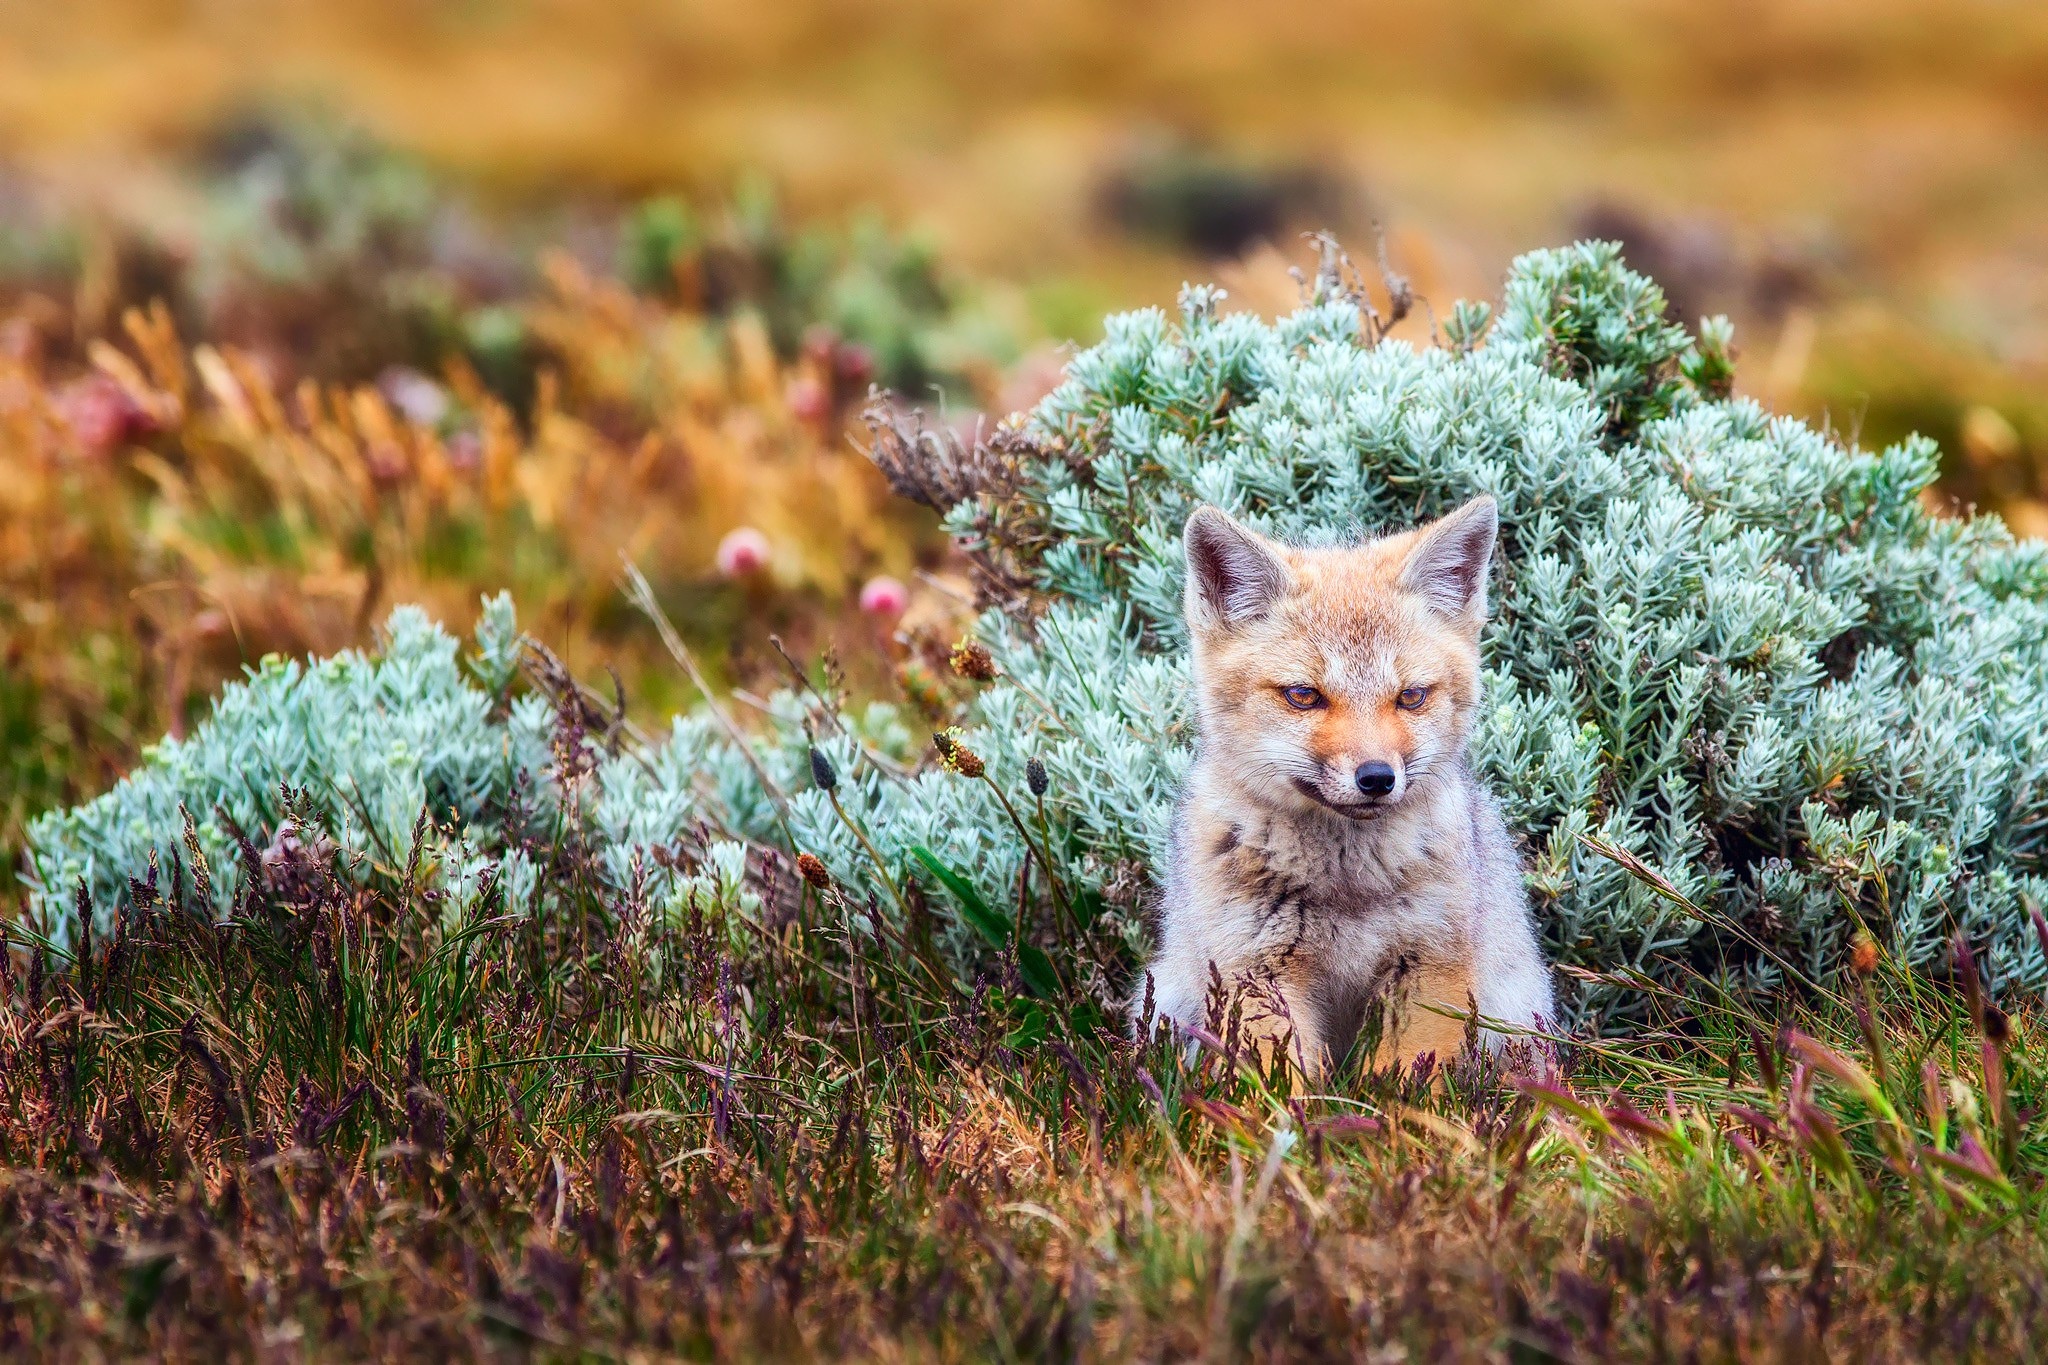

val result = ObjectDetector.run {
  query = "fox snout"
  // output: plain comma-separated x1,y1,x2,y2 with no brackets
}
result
1303,749,1405,815
1354,760,1398,796
1307,712,1413,807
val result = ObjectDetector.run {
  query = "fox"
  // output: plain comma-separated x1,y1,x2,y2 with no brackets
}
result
1142,496,1554,1083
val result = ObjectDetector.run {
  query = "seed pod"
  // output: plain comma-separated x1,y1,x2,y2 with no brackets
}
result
950,639,997,682
1026,756,1049,797
796,853,832,889
1849,934,1878,977
809,747,838,792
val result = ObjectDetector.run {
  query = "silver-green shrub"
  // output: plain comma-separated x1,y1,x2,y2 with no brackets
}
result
26,242,2048,1024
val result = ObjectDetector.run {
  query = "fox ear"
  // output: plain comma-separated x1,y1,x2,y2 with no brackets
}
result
1184,507,1290,629
1399,496,1497,626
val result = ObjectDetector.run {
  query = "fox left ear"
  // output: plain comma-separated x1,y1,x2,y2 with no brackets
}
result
1184,506,1291,630
1399,496,1497,626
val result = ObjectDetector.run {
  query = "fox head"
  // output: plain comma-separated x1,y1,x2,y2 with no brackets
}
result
1181,497,1498,821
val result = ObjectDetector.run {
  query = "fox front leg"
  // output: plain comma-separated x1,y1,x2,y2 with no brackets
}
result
1142,959,1328,1090
1376,961,1476,1071
1467,907,1557,1062
1233,985,1328,1090
1470,963,1557,1067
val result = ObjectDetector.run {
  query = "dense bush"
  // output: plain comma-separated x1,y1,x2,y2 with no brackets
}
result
27,241,2048,1026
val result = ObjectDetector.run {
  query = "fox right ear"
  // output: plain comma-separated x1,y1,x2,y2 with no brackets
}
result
1398,495,1498,627
1184,507,1290,629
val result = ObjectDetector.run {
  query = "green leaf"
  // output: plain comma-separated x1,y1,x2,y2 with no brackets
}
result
1005,1001,1047,1049
1017,943,1061,1000
908,844,1012,948
1066,1000,1107,1037
908,846,1060,998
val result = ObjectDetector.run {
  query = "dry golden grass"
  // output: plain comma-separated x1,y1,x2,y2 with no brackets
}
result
4,798,2044,1359
4,1,2043,283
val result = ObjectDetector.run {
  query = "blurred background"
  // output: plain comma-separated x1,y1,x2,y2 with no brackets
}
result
4,0,2047,887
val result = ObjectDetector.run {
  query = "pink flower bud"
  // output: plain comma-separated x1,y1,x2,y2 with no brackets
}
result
445,430,483,471
57,374,150,459
786,375,830,423
716,527,772,578
365,441,408,486
834,341,877,388
378,366,449,426
858,575,908,617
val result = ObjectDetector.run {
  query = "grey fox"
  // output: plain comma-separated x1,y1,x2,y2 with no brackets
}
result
1145,497,1554,1081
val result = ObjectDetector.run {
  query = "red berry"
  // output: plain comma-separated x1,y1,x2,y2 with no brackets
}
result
57,374,148,459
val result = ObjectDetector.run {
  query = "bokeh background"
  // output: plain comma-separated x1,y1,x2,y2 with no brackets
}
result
5,0,2047,887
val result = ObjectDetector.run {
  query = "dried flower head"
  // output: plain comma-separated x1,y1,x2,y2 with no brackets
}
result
1849,934,1879,977
1026,756,1049,797
950,638,997,682
809,746,838,792
932,729,985,778
796,852,832,889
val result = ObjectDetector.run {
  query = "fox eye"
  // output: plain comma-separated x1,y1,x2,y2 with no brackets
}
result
1279,684,1326,711
1396,686,1430,711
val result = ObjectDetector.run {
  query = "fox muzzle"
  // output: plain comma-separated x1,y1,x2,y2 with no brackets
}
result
1354,761,1398,796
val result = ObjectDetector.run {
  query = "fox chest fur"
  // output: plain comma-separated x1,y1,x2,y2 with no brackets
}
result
1158,756,1522,1067
1176,770,1485,971
1140,497,1554,1079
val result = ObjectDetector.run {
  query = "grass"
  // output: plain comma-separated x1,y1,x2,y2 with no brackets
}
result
3,646,2045,1359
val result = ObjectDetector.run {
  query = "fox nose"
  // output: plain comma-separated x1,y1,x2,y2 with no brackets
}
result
1354,761,1397,796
